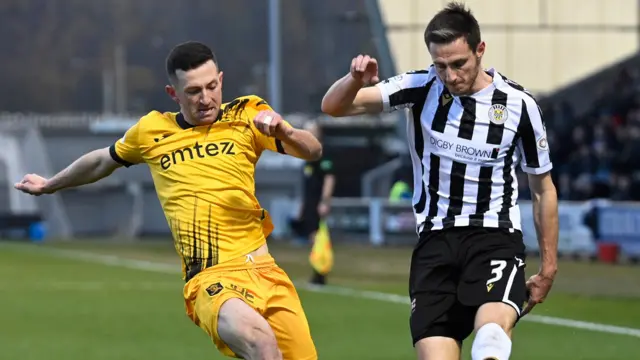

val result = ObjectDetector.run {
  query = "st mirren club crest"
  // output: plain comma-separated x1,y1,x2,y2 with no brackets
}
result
488,104,508,125
206,282,224,296
537,136,549,151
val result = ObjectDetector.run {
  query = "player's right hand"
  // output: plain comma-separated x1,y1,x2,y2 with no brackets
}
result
522,271,555,316
14,174,50,196
350,54,380,86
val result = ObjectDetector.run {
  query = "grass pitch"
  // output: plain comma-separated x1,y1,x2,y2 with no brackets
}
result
0,239,639,359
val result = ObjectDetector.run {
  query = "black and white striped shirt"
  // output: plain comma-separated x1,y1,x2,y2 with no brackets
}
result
376,66,552,233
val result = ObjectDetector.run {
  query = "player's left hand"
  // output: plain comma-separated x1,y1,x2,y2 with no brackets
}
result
522,271,555,316
253,110,292,139
14,173,51,196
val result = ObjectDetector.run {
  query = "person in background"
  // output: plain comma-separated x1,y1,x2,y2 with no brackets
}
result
293,121,336,285
389,156,413,202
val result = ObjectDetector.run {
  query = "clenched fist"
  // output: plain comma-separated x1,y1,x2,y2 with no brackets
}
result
253,110,292,139
350,54,380,86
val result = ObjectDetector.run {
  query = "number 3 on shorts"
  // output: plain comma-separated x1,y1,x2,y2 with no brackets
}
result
486,260,507,290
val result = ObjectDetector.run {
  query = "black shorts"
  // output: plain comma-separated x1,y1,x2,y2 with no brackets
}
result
290,205,320,238
409,227,527,344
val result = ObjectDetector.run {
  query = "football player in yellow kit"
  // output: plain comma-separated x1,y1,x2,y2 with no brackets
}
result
15,41,321,360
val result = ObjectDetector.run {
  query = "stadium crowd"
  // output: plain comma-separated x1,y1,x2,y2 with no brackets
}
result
518,67,640,202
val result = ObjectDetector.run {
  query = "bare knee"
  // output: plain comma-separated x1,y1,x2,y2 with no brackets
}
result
474,302,518,337
218,298,282,360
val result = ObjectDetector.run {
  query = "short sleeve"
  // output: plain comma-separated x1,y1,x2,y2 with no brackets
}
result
249,97,290,154
517,97,553,174
319,158,334,175
109,122,143,167
374,67,437,113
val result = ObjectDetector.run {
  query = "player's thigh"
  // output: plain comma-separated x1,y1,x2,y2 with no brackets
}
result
186,270,273,358
413,300,475,359
458,228,527,330
410,230,471,344
218,298,280,359
262,266,317,360
415,336,462,360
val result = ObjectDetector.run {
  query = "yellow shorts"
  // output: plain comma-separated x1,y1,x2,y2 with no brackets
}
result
183,254,317,360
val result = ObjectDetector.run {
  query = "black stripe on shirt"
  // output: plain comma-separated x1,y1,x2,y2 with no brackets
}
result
431,88,453,133
446,161,467,217
486,89,508,145
517,100,540,168
389,83,432,109
457,97,476,140
410,79,437,214
424,153,441,232
468,166,494,227
502,74,537,102
498,141,518,228
275,139,286,154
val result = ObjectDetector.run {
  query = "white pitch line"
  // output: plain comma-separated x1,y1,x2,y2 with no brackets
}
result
297,283,640,338
0,280,178,291
8,244,640,338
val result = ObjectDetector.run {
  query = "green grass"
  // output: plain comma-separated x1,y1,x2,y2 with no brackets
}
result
0,239,639,359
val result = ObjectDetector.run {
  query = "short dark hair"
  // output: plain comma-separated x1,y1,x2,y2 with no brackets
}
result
165,41,218,79
424,2,481,52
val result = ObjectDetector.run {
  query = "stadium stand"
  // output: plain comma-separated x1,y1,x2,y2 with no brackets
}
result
0,0,385,115
536,55,640,201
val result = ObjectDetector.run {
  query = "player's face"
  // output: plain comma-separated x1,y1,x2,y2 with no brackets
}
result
428,37,485,96
166,60,224,125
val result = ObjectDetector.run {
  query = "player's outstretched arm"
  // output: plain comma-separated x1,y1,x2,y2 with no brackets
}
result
321,54,384,117
254,110,322,161
14,147,121,196
522,171,558,315
277,127,322,161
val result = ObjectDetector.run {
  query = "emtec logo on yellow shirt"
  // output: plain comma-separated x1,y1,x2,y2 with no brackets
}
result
160,141,236,170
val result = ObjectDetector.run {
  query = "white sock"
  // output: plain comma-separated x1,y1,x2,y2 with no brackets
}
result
471,323,512,360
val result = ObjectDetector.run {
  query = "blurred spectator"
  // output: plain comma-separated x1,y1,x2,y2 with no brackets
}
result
549,67,640,201
389,157,413,202
610,175,631,201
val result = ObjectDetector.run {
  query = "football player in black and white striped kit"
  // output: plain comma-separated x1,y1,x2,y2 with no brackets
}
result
321,2,559,360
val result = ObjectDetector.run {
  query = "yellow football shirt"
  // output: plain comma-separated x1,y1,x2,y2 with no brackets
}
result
109,95,289,281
